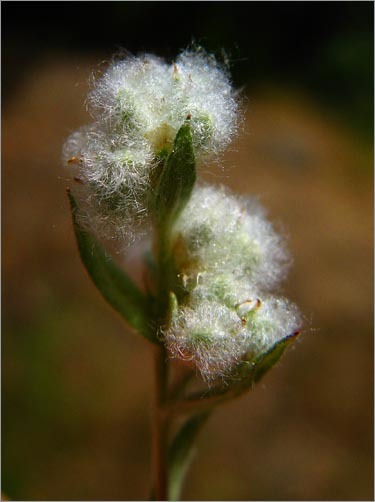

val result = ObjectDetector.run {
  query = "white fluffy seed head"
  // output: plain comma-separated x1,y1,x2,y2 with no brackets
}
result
171,49,239,155
165,300,245,381
165,295,300,382
63,124,154,242
63,49,239,243
164,183,299,381
171,184,290,292
88,55,174,152
88,49,239,158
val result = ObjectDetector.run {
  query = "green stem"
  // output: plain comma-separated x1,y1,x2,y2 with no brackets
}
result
152,344,169,500
151,216,173,500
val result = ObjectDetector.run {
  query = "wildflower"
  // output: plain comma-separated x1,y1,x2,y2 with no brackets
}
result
65,48,300,382
171,184,290,293
88,49,239,157
66,48,302,500
165,184,300,381
63,49,239,242
166,294,300,381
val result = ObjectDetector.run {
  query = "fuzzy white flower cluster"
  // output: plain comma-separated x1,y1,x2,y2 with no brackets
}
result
63,49,239,241
165,185,301,381
64,49,300,384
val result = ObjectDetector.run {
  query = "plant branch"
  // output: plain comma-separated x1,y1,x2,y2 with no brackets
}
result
152,344,169,500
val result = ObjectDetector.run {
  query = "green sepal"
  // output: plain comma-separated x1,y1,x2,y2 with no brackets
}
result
168,412,210,501
68,190,157,344
153,121,196,227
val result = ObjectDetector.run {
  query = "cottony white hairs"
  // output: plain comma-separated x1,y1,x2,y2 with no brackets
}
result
63,48,239,242
165,184,301,381
171,184,290,292
64,48,300,383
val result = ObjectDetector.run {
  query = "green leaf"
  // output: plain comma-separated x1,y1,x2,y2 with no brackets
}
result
232,331,300,391
172,332,300,415
167,291,179,325
68,190,157,343
251,331,300,383
168,412,209,501
154,120,196,227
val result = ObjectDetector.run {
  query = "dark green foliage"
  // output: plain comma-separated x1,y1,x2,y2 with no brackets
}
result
153,121,196,228
68,190,157,343
168,412,210,501
251,330,300,384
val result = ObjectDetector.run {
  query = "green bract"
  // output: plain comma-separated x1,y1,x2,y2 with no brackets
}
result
153,121,196,228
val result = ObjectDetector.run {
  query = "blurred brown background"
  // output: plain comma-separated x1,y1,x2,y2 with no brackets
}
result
2,2,373,500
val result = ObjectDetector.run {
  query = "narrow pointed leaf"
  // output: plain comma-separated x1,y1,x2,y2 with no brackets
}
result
154,121,196,226
167,291,179,325
68,190,156,343
174,332,300,414
229,331,300,393
168,412,209,501
251,330,300,383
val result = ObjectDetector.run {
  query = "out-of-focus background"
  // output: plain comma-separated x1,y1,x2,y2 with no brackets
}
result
2,2,374,500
